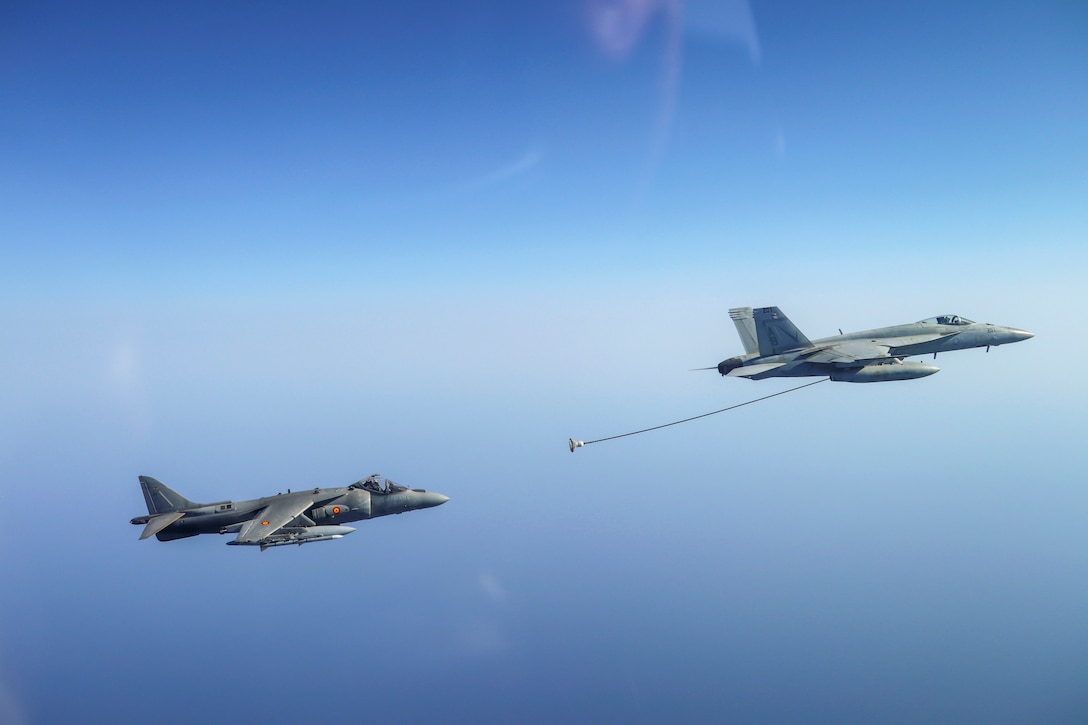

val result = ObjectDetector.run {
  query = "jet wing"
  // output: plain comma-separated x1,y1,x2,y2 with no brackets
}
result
802,340,892,365
235,497,316,544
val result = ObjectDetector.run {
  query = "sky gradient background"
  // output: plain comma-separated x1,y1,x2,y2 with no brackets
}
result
2,2,1086,723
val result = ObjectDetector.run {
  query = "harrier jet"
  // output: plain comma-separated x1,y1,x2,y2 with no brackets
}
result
715,307,1033,382
130,474,449,551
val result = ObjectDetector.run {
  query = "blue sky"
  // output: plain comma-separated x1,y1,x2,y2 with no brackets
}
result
2,2,1086,723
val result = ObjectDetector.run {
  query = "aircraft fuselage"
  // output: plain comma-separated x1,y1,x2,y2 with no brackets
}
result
718,308,1033,382
130,478,449,545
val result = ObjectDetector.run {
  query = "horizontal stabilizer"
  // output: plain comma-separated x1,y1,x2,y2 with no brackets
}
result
727,362,787,378
139,512,185,540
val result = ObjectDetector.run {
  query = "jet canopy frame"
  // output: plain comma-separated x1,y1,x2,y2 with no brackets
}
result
918,315,974,326
349,474,408,494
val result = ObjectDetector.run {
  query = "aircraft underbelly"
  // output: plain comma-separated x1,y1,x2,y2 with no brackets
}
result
751,361,827,379
155,529,200,542
165,510,256,536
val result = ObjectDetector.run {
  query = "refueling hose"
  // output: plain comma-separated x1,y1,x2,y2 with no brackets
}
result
569,378,828,452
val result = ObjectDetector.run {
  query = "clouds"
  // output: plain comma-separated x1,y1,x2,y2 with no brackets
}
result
586,0,674,62
685,0,761,64
582,0,764,187
457,146,544,192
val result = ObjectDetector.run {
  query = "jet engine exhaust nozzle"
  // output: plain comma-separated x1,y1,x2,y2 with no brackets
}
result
717,357,744,376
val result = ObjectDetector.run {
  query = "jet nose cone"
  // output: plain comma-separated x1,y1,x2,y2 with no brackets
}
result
416,491,450,508
1008,328,1034,343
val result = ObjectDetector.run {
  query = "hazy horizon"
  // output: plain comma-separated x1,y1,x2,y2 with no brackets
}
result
2,2,1085,723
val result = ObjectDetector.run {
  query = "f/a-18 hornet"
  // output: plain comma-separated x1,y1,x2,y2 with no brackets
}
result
131,474,449,551
714,307,1033,382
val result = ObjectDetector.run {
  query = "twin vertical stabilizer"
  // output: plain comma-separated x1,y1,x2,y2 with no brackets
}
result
730,306,812,356
751,306,812,356
728,307,759,355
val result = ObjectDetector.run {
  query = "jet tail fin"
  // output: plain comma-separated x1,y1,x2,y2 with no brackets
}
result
728,307,759,355
139,476,197,514
753,307,812,356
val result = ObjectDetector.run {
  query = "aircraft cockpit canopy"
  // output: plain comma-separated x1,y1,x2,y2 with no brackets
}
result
350,474,403,494
919,315,974,326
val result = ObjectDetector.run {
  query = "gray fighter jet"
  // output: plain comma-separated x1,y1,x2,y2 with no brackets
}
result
715,307,1033,382
130,474,449,551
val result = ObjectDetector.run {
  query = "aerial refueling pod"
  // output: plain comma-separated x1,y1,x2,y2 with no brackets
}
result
830,362,939,383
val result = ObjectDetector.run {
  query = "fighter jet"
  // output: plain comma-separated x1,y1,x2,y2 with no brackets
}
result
130,474,449,551
714,307,1033,382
